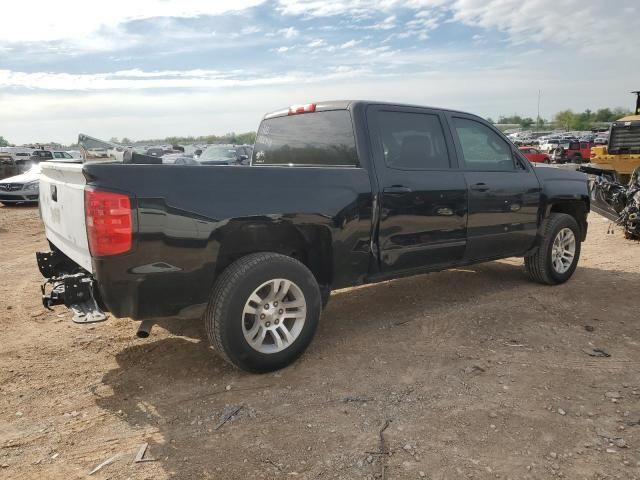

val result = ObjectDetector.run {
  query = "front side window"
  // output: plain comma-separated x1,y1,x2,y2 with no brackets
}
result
253,110,358,167
453,117,514,171
53,152,64,158
376,111,450,170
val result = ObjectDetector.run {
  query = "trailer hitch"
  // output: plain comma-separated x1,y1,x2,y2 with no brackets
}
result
41,272,108,324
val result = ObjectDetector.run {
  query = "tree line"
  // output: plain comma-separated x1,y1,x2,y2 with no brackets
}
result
488,107,632,130
110,131,257,147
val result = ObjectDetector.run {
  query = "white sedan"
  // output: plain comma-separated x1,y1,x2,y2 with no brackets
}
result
0,159,79,205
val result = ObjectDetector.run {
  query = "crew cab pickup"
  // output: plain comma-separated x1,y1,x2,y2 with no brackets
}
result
37,101,590,373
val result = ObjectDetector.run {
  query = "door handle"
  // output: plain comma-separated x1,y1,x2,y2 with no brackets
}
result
470,183,490,192
383,185,412,194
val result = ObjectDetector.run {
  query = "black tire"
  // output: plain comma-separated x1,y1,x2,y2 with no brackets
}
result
524,213,581,285
204,252,322,373
571,154,582,164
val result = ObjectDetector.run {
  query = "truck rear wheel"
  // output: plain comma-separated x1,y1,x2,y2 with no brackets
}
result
524,213,581,285
204,253,322,373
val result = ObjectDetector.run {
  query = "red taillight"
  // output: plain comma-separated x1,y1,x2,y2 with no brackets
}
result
84,188,132,256
288,103,316,115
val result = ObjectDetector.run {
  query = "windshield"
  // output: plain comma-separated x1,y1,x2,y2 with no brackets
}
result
199,146,238,162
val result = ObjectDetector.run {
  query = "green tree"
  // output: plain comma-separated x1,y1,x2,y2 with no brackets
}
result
611,107,631,120
235,131,257,145
554,110,576,130
519,117,534,128
498,115,522,124
594,108,612,122
0,136,9,147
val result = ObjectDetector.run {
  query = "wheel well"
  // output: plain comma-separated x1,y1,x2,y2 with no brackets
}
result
214,221,333,288
549,201,587,240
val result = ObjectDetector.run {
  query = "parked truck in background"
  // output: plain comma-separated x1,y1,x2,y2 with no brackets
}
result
36,101,590,373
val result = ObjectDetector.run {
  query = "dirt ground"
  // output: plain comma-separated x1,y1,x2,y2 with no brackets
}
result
0,205,639,480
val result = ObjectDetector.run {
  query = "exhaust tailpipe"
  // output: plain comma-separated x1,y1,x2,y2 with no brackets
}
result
136,319,154,338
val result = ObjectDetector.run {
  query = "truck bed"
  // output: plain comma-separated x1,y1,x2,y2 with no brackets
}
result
40,161,374,319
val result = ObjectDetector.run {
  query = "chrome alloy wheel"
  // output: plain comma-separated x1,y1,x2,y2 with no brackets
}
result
241,279,307,354
551,227,576,274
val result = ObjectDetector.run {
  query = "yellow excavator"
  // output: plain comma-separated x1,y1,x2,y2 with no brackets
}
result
590,91,640,183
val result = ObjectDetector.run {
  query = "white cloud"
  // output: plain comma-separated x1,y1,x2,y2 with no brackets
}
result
241,26,262,35
367,15,397,30
276,0,447,17
2,62,634,145
1,0,638,145
0,67,369,92
448,0,638,53
276,0,639,54
0,0,266,44
277,27,300,39
307,39,326,48
340,40,362,49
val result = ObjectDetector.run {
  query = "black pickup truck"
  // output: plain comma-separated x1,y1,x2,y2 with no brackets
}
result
37,101,590,372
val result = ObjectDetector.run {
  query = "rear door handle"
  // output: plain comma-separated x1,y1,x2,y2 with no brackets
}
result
470,183,490,192
383,186,412,194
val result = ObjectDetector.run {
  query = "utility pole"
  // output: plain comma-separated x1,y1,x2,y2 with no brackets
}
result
536,89,541,131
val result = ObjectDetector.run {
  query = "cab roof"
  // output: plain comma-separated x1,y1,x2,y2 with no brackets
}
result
263,100,478,120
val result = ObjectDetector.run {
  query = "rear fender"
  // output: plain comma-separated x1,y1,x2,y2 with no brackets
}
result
213,218,334,288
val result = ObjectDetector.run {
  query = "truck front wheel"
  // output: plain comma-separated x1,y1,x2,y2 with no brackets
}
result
524,213,581,285
204,253,322,373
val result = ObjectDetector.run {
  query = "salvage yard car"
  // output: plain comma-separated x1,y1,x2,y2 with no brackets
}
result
36,101,590,373
0,165,41,205
518,146,550,163
195,144,253,165
1,158,80,205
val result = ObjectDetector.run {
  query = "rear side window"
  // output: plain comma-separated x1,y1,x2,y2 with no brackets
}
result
253,110,358,167
376,111,450,170
452,117,514,171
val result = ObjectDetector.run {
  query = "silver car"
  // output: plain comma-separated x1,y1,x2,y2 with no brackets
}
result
0,158,80,205
0,165,41,205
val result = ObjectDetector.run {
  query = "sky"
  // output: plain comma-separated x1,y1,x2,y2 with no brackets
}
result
0,0,638,144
